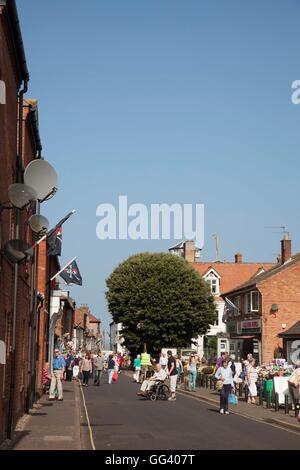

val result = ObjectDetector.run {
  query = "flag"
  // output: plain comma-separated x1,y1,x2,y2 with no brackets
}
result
46,210,75,256
60,259,82,286
222,297,238,323
47,226,62,256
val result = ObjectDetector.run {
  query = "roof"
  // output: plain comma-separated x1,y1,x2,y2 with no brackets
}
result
192,261,275,295
278,320,300,338
223,253,300,296
74,308,85,328
88,313,100,323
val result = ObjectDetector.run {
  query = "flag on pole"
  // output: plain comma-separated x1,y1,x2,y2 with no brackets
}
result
222,297,238,323
47,210,75,256
47,226,63,256
60,259,82,286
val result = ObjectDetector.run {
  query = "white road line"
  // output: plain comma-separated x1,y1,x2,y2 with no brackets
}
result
79,383,96,450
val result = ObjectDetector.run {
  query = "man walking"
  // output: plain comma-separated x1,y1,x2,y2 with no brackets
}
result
94,351,105,385
167,350,178,401
49,349,65,401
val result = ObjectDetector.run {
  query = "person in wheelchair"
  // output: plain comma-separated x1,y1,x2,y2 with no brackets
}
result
137,363,167,397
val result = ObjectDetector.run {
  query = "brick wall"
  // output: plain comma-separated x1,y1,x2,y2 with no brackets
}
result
260,261,300,363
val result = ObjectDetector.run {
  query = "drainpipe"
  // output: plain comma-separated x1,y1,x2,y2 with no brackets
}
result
7,79,28,439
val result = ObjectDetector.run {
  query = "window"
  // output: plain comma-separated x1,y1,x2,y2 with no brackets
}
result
206,277,219,295
251,291,259,312
245,291,259,313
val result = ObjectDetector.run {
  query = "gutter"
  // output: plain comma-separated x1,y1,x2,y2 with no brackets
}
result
2,0,30,83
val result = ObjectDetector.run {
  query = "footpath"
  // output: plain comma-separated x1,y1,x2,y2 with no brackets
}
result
177,384,300,434
3,381,82,450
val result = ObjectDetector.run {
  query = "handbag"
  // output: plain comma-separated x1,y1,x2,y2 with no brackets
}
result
228,393,238,405
112,371,118,382
216,380,223,391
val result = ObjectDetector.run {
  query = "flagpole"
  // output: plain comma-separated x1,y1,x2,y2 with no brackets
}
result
50,256,77,281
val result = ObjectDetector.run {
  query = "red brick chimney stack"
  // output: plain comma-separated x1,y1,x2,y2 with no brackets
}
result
281,234,292,264
184,241,195,263
235,253,243,264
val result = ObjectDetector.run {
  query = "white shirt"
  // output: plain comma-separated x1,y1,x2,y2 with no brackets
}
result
151,369,167,382
159,357,168,366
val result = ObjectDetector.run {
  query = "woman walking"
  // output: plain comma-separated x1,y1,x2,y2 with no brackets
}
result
133,354,141,383
108,354,116,384
81,353,92,387
247,358,258,404
215,359,234,414
188,354,197,391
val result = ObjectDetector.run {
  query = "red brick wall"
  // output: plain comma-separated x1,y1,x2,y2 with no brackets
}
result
0,5,20,443
260,262,300,363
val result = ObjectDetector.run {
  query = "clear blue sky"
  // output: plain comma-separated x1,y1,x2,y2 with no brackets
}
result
18,0,300,330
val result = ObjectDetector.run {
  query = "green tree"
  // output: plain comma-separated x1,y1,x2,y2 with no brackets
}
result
106,252,216,354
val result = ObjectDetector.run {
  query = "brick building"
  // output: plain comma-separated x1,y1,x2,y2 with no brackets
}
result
222,235,300,364
73,305,101,352
169,241,274,358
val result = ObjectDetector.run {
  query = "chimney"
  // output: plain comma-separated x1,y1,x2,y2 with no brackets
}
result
281,234,291,264
184,241,195,263
235,253,243,264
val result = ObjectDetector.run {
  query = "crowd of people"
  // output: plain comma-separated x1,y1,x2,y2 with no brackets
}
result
42,348,128,401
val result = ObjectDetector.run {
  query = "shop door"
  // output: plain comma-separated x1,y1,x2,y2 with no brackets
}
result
242,338,253,359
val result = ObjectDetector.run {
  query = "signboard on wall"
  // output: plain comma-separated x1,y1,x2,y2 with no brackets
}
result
241,319,261,334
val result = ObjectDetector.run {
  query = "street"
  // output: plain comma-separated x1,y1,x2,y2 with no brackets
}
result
81,374,300,450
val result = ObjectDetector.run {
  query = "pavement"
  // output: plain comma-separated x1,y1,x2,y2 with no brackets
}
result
10,380,82,450
82,372,300,450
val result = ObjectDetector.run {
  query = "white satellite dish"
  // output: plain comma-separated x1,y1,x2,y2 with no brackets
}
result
8,183,37,208
28,214,50,233
3,240,34,264
24,160,58,201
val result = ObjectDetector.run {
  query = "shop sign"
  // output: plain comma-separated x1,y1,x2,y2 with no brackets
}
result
241,319,261,333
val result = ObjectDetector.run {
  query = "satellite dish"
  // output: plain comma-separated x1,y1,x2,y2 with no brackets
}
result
28,214,50,233
24,160,58,201
8,183,37,208
3,240,34,264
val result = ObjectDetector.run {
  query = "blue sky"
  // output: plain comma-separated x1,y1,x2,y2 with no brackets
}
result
18,0,300,330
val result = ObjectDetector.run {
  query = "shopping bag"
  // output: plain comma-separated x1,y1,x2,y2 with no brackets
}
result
216,380,223,391
228,393,238,405
112,371,118,382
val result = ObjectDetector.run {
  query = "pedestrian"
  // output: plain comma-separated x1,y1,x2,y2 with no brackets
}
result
215,359,234,414
188,354,197,391
216,351,228,370
133,354,141,383
42,362,51,393
107,354,115,384
72,355,80,380
65,351,74,382
183,361,189,391
288,361,300,414
118,353,123,374
140,350,152,381
49,349,65,401
167,350,178,401
94,351,105,386
247,358,258,404
81,352,93,387
159,352,168,370
176,355,183,383
137,363,167,397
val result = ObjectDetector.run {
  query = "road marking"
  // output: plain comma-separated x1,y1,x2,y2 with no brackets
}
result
177,391,300,438
79,383,96,450
44,436,73,441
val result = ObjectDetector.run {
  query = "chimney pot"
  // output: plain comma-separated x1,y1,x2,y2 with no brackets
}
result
235,253,243,264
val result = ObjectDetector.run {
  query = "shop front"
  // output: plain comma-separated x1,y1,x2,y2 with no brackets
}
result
278,320,300,365
227,319,262,363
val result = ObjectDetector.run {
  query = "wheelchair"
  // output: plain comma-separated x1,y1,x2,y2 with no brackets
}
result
147,380,170,401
